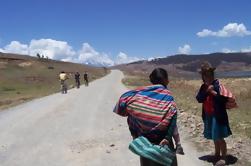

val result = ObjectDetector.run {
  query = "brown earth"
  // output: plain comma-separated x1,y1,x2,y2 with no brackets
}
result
0,52,109,109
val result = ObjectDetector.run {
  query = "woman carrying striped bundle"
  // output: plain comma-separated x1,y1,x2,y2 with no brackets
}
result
114,68,184,166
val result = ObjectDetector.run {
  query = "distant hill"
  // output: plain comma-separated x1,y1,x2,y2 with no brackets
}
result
0,52,107,74
148,52,251,71
0,52,108,109
114,52,251,78
0,52,38,61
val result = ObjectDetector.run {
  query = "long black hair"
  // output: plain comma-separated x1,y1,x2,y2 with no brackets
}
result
149,68,168,87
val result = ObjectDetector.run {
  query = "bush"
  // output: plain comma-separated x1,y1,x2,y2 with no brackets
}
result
48,66,54,69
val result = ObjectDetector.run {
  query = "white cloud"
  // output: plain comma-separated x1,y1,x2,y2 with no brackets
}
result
3,41,29,54
0,39,76,60
222,48,236,53
0,48,4,52
114,52,141,65
29,39,76,59
241,46,251,53
147,57,155,61
0,39,143,66
197,23,251,37
77,43,114,66
178,44,191,54
221,46,251,53
197,29,214,37
61,57,75,62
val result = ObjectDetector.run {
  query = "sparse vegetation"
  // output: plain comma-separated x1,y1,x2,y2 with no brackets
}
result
0,53,109,109
122,74,251,138
121,72,251,165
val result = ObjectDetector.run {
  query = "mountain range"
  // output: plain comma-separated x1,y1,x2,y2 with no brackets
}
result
114,52,251,78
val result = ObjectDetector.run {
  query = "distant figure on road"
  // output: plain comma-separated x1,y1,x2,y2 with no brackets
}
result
196,62,237,166
59,71,68,94
75,72,80,88
84,71,89,86
114,68,183,166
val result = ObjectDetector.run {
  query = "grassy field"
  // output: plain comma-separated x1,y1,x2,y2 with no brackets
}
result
122,73,251,139
173,78,251,138
120,67,251,165
0,56,109,110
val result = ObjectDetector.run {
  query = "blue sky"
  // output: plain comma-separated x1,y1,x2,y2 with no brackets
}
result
0,0,251,65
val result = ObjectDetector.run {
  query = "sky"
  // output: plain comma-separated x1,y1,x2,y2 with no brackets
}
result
0,0,251,66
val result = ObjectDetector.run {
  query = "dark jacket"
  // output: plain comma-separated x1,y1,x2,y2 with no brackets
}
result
75,73,80,80
196,79,229,125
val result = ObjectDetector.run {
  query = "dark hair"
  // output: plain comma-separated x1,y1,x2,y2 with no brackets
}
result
149,68,168,87
202,70,215,78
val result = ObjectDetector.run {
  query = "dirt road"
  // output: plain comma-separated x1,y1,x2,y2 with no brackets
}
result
0,70,208,166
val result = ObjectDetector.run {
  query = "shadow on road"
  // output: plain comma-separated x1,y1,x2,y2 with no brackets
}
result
199,154,238,165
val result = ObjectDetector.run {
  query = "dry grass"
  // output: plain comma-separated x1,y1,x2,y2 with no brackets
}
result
122,71,251,165
0,58,109,110
122,74,251,139
122,75,150,88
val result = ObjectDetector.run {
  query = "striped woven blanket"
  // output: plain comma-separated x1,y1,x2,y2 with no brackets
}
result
113,85,177,143
219,83,237,109
129,136,175,166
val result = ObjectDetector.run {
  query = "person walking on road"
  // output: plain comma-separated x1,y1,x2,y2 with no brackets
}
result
59,71,68,94
75,72,81,88
196,62,237,166
84,71,89,86
113,68,184,166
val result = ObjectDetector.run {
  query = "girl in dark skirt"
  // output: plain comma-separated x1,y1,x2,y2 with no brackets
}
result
196,62,237,166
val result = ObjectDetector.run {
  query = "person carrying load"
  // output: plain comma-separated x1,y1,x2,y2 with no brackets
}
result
59,71,68,94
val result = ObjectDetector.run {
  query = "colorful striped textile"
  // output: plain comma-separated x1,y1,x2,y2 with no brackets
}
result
129,136,175,166
219,83,237,109
113,85,177,143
